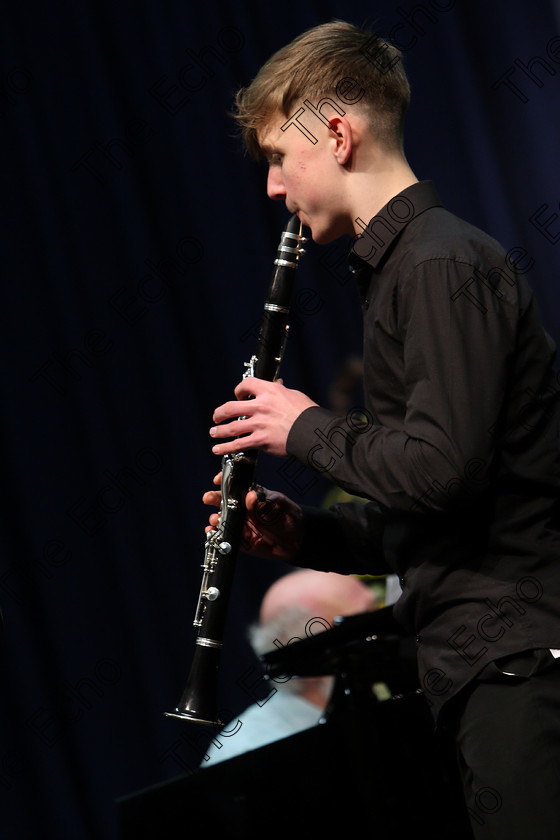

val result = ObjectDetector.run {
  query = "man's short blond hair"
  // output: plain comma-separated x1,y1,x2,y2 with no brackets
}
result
232,20,410,158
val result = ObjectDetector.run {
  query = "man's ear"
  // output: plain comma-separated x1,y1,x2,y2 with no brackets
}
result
328,115,353,165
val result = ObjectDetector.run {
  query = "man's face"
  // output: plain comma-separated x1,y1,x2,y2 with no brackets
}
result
258,112,350,244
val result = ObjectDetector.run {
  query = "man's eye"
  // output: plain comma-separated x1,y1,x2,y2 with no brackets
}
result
268,153,283,166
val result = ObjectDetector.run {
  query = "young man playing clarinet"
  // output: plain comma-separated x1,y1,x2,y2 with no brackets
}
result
204,20,560,837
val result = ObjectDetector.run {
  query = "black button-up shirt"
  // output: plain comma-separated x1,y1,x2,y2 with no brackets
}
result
286,181,560,721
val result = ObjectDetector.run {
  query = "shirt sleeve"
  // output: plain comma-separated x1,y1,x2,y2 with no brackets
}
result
287,256,520,514
292,501,391,575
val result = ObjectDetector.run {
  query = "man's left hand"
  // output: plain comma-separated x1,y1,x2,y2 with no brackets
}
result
210,377,317,457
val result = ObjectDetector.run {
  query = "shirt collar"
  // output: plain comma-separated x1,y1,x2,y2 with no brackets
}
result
349,180,443,271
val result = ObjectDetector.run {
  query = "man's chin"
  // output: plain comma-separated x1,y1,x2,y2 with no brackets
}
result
301,217,346,245
310,228,340,245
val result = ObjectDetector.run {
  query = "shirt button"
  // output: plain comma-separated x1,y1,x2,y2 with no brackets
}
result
399,576,406,588
416,634,423,645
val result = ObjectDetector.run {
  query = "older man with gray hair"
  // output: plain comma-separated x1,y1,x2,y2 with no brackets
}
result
203,569,376,765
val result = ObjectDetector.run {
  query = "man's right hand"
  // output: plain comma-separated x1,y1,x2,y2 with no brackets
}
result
203,474,303,562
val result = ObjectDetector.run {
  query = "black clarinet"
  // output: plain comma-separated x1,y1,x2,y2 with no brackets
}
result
166,214,306,726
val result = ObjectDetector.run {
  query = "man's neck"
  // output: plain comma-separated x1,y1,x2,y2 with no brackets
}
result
302,677,335,709
349,157,418,234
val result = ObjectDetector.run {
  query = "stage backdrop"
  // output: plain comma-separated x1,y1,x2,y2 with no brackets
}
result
2,1,559,837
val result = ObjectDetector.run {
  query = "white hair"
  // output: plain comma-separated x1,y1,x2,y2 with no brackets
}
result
248,605,334,697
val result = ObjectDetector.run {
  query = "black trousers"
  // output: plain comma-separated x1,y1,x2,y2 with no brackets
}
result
442,649,560,840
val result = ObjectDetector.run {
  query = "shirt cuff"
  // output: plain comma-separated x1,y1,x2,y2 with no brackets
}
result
287,405,345,472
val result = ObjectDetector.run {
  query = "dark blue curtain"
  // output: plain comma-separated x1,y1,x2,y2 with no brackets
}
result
2,1,559,837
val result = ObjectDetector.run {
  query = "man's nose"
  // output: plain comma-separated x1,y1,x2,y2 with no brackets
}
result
267,167,286,200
